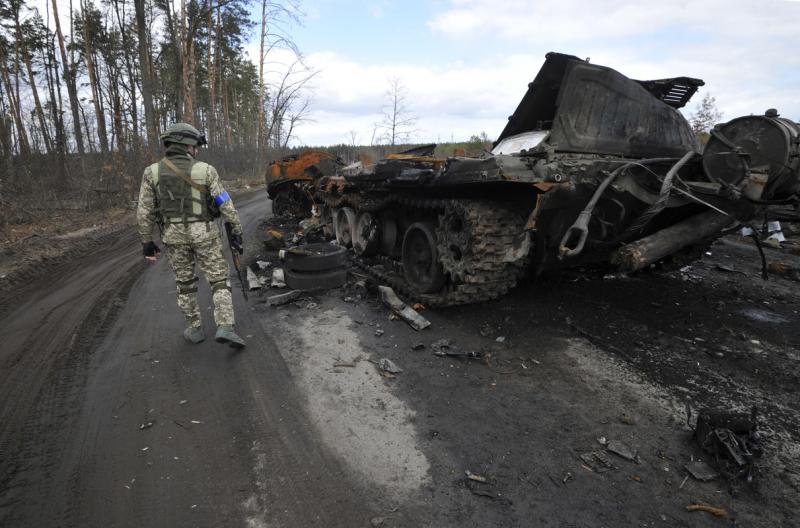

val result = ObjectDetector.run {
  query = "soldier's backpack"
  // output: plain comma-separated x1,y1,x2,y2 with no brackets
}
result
150,158,219,224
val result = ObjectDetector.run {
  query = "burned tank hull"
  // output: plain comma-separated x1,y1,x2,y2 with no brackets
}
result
314,53,800,305
266,151,344,218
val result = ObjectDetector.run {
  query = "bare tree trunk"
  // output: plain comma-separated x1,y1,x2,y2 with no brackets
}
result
179,0,190,121
112,86,125,151
21,47,52,154
257,0,267,150
206,3,215,141
113,0,139,148
43,39,66,157
51,0,84,154
186,34,196,124
80,0,109,152
222,77,232,148
133,0,157,148
0,50,30,156
0,115,14,183
80,102,96,153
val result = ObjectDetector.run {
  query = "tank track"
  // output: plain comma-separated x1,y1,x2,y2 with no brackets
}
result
319,192,527,306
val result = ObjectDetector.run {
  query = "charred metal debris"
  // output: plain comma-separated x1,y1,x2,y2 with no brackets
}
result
691,406,763,483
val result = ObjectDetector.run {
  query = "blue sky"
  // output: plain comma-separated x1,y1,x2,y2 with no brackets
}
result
244,0,800,146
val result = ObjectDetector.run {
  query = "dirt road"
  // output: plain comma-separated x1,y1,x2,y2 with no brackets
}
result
1,191,798,527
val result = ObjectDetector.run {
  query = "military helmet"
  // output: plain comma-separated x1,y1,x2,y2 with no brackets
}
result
160,122,207,147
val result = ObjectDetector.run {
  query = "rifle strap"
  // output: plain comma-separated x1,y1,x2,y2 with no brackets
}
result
162,157,206,194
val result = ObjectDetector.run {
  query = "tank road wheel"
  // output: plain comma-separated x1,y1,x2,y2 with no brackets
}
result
401,221,446,293
353,212,381,256
335,207,357,248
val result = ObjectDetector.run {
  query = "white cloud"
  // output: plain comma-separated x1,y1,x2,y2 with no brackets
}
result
421,0,799,126
287,51,548,145
428,0,800,42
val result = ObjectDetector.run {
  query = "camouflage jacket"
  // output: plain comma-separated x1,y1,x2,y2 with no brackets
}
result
137,155,243,246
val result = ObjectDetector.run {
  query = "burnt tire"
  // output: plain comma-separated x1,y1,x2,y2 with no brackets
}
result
283,243,348,272
284,267,347,290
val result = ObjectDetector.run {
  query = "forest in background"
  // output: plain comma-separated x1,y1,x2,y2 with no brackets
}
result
0,0,318,229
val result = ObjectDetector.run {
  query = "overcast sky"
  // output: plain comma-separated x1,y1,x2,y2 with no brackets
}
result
246,0,800,146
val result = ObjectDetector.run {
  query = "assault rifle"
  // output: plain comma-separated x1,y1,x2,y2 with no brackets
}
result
224,222,248,301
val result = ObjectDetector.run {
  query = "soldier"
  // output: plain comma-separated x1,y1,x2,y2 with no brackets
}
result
137,122,246,348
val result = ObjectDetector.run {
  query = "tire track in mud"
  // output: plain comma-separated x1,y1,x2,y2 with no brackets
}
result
0,232,141,526
0,223,135,318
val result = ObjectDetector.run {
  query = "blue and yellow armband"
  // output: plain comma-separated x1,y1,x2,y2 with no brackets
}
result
213,191,231,206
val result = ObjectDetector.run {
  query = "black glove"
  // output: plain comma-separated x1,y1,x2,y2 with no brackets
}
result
142,241,160,258
230,232,244,255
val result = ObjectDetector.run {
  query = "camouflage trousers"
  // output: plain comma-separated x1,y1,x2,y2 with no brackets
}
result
165,236,234,328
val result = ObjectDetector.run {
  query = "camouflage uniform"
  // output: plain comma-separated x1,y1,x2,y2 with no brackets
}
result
137,146,243,330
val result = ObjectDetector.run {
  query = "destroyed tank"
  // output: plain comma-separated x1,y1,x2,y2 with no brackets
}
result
314,52,800,306
266,151,344,218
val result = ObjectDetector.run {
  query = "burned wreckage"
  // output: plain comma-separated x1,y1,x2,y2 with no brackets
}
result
309,52,800,306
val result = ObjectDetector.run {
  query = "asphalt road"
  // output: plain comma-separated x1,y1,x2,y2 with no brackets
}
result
0,192,378,527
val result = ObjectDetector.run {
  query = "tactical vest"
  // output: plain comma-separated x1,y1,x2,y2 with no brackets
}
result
150,158,213,224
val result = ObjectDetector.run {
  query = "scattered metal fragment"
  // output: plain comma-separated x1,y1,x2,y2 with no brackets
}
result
378,286,431,331
685,461,719,482
376,358,403,374
429,338,480,359
685,503,728,518
271,268,286,288
139,421,154,430
411,342,425,351
369,517,385,527
375,329,385,337
465,470,487,483
579,451,615,473
495,336,506,343
246,267,261,290
607,440,638,462
694,407,762,481
267,290,302,306
714,263,741,274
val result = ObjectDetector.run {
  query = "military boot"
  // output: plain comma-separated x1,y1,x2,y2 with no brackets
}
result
215,325,246,348
183,326,205,344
